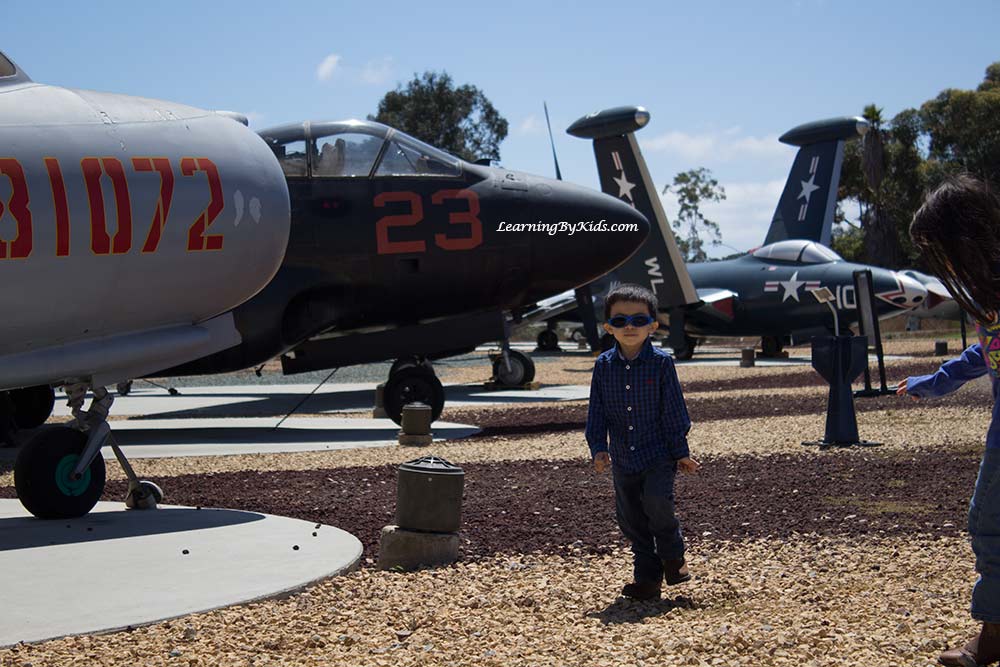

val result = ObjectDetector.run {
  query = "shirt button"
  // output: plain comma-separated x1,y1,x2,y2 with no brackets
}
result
626,365,630,370
630,446,635,451
628,425,634,431
625,384,630,390
627,406,632,411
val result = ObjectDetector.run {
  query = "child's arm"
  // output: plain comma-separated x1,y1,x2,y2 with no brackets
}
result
585,361,609,466
902,344,988,399
660,355,692,462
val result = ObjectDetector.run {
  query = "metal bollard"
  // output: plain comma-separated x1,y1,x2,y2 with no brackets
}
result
935,340,948,356
740,348,755,367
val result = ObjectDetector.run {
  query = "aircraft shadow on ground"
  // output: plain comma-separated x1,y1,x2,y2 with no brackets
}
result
111,425,477,447
586,595,696,624
98,383,584,420
0,506,265,552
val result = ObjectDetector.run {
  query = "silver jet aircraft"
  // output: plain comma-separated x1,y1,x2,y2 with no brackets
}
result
0,52,290,519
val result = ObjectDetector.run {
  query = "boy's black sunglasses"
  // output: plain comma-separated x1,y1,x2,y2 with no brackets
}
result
607,314,655,328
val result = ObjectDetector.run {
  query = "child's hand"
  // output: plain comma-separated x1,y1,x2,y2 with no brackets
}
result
896,379,919,401
677,457,700,474
593,452,610,474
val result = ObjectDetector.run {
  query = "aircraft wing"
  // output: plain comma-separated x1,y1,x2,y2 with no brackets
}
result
516,290,587,326
695,288,737,322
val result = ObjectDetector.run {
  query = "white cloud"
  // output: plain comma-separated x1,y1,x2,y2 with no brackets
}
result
643,128,790,163
660,179,786,257
360,57,393,85
316,54,342,82
517,114,542,136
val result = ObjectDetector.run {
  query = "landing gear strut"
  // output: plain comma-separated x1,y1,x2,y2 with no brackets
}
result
12,382,162,519
383,358,444,426
760,335,784,358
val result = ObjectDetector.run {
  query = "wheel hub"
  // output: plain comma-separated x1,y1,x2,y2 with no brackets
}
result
54,455,91,497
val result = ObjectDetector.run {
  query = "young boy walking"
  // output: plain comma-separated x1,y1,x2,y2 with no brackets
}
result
586,283,700,600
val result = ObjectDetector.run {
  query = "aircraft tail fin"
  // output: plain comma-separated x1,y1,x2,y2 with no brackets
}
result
567,106,699,309
763,116,869,247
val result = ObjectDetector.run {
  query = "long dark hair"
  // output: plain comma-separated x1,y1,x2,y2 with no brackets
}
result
910,174,1000,325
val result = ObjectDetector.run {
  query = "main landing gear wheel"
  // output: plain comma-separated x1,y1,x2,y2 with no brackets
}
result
14,426,106,519
383,366,445,426
492,349,536,386
536,329,560,351
674,336,698,361
761,335,784,357
10,385,55,429
389,357,432,377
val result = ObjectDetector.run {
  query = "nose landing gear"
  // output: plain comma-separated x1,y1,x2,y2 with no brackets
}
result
12,382,163,519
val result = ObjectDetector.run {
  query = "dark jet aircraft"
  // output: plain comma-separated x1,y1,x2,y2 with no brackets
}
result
0,51,290,518
155,119,649,421
561,106,927,358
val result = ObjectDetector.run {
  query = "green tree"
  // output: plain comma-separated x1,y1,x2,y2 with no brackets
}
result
661,167,726,262
919,62,1000,186
371,71,508,162
836,105,923,267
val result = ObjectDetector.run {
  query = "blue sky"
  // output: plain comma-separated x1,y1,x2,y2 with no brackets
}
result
3,1,996,256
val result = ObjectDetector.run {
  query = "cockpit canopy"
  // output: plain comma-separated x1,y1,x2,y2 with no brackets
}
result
751,239,843,264
0,52,14,78
260,120,462,179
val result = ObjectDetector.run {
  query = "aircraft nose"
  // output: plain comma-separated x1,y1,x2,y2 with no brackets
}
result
526,179,649,296
891,271,928,309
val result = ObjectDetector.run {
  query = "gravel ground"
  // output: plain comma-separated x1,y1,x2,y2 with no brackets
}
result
0,537,979,667
0,341,991,666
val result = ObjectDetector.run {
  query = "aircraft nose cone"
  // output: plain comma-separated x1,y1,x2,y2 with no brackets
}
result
526,180,649,297
891,271,928,309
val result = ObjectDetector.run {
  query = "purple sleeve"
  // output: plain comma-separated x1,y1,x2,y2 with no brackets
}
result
907,344,988,398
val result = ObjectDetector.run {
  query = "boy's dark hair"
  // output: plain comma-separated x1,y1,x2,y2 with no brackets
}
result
910,174,1000,325
604,283,658,320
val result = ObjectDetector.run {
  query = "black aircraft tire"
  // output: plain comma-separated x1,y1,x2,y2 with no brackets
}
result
383,367,445,426
537,330,559,351
389,358,432,378
761,336,783,357
14,426,105,519
10,385,55,429
493,350,536,386
675,337,697,361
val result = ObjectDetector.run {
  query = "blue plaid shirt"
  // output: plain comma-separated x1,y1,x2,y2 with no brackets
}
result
585,337,691,472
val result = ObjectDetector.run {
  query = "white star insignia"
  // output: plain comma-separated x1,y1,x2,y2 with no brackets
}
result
780,271,805,302
798,174,820,203
613,171,636,201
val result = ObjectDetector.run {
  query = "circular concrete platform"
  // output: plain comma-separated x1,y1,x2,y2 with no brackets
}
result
0,500,362,646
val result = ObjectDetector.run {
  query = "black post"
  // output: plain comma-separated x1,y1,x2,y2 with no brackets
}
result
803,335,881,448
852,269,893,397
961,314,969,349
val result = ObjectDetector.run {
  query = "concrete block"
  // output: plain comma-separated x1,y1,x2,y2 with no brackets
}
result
377,525,459,570
398,433,433,446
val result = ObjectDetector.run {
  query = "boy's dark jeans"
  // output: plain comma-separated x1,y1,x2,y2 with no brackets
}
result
612,458,685,583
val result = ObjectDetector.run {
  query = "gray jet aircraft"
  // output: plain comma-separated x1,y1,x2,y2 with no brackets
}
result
0,52,290,518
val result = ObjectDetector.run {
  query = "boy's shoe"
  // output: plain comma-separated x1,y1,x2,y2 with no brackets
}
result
621,580,661,600
938,622,1000,666
662,558,691,585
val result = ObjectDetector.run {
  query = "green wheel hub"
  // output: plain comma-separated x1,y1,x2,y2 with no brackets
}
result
54,454,91,497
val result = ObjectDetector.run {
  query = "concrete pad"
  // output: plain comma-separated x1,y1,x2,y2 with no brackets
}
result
0,417,480,461
51,383,590,419
0,500,362,647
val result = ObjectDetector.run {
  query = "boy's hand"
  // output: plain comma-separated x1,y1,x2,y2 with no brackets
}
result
593,452,610,473
896,379,919,401
677,457,700,474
